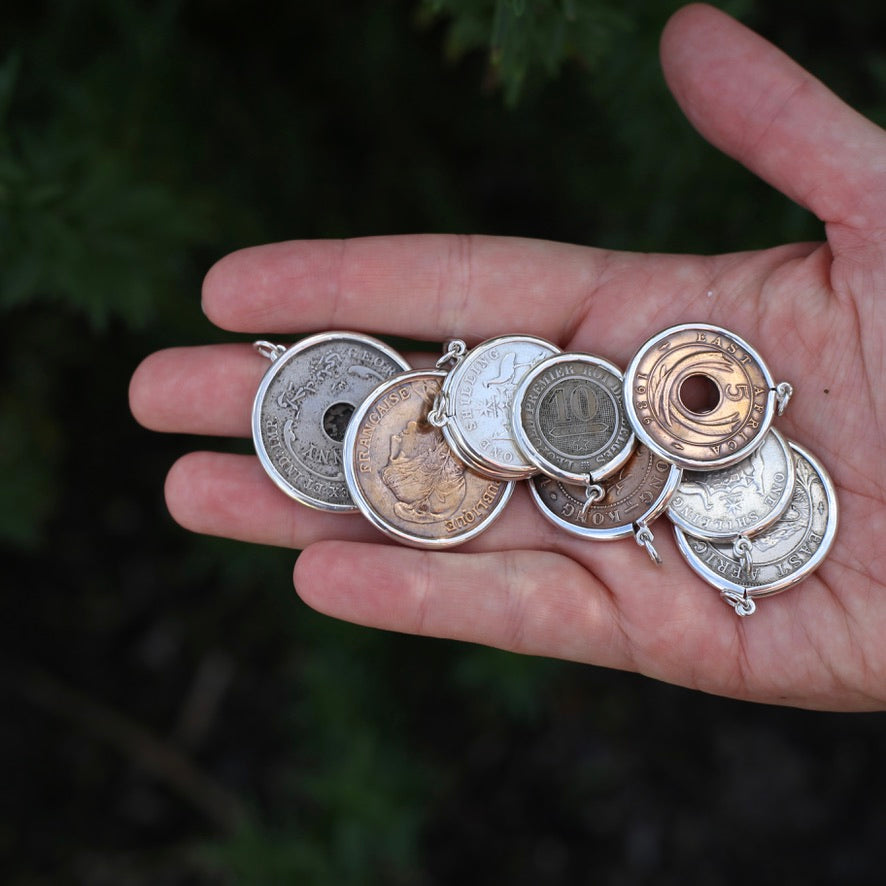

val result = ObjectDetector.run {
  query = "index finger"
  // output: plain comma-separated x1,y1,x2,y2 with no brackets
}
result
202,234,651,345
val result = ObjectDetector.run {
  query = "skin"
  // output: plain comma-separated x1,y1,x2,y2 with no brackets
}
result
129,5,886,711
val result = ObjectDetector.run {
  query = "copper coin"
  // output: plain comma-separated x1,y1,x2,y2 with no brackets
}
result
343,370,514,548
624,323,776,470
528,443,681,540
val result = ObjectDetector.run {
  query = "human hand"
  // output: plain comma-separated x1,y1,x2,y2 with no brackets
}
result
129,4,886,711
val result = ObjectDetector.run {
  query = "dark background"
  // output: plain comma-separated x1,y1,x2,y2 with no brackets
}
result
3,1,886,883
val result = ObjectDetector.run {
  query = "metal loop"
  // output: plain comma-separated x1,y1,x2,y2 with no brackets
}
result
634,523,662,565
427,392,449,428
732,535,754,577
435,339,468,370
722,589,756,617
578,481,605,520
775,381,793,416
254,340,287,362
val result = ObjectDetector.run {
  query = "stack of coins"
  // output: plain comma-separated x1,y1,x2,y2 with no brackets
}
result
251,324,837,617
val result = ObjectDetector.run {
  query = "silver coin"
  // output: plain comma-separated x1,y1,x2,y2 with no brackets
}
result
529,443,682,541
667,429,795,540
674,442,838,602
513,352,635,484
252,331,410,511
437,334,561,480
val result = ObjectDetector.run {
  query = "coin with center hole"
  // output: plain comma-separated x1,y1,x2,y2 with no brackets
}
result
624,323,776,470
252,331,410,511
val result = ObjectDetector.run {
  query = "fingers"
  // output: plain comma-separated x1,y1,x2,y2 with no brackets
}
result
292,538,744,688
164,452,382,547
130,345,263,436
130,343,437,436
292,539,862,706
201,234,639,342
163,450,579,553
294,540,634,667
660,4,886,232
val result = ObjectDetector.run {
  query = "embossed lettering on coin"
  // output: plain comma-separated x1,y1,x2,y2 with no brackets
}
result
625,324,775,470
668,429,795,539
674,443,838,599
529,444,681,540
252,332,410,511
514,353,635,484
343,370,513,547
442,334,560,479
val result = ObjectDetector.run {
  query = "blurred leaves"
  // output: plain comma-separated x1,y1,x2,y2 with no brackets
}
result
420,0,632,104
0,24,212,331
4,2,886,884
0,316,63,547
0,3,218,546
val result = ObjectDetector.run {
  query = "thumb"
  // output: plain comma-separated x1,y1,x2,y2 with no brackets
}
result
660,4,886,236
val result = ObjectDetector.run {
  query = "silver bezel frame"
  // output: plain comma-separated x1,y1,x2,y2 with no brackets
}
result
673,441,838,599
342,369,515,548
666,428,796,540
251,330,410,512
528,460,682,541
623,323,777,471
512,352,636,485
438,334,561,481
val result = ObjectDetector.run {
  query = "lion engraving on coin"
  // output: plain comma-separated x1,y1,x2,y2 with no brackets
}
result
381,419,467,524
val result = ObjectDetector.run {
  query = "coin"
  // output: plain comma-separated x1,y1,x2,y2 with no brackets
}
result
673,442,838,603
513,352,635,484
667,428,795,539
252,331,410,512
343,370,514,547
624,323,776,470
437,334,561,480
528,443,682,541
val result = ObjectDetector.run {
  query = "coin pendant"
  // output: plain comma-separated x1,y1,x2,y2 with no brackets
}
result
667,429,795,540
529,444,682,540
513,353,635,484
624,323,776,470
252,332,410,512
343,370,514,547
673,442,838,602
438,334,561,480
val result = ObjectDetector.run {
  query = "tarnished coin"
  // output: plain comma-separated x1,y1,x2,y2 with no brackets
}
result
436,334,561,480
529,443,682,541
673,442,838,613
667,428,795,540
252,332,410,512
513,353,635,484
343,370,514,548
624,323,777,470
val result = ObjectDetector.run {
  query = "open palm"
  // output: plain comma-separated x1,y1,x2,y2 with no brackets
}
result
130,5,886,710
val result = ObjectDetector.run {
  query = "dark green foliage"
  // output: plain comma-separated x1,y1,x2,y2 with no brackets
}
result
420,0,633,105
4,2,886,884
